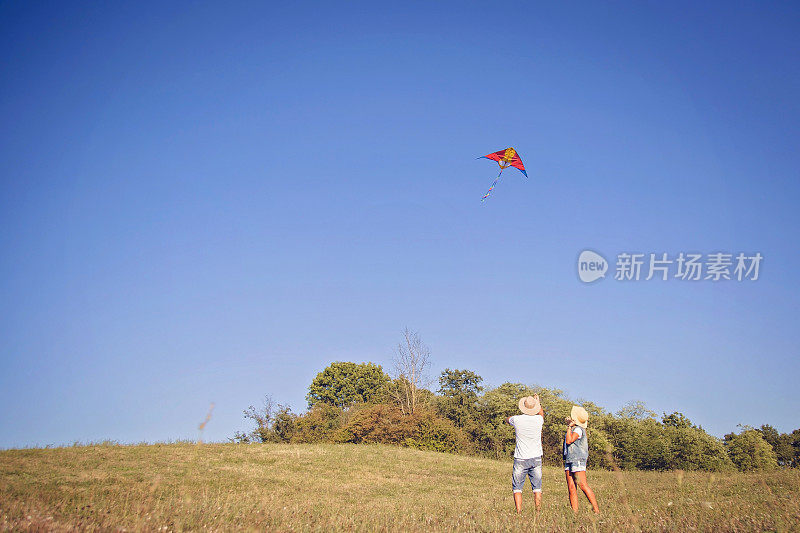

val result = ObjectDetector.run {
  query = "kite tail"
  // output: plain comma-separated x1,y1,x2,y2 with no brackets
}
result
481,167,505,201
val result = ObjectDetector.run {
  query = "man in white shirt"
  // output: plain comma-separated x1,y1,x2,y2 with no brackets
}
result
507,394,545,513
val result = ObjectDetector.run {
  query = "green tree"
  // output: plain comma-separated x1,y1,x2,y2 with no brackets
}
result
662,412,696,429
477,382,536,458
599,412,732,471
438,368,484,398
724,428,778,471
306,361,390,408
791,429,800,468
606,417,674,470
437,369,483,428
757,424,795,467
665,424,733,471
617,400,657,420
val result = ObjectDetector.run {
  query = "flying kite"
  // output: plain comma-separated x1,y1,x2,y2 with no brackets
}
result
478,147,527,201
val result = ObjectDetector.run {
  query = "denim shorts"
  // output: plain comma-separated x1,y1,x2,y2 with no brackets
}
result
512,457,542,493
564,459,587,473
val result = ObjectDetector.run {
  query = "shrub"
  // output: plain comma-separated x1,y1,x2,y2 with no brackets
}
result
666,425,734,471
291,403,346,443
335,403,472,454
404,411,473,454
724,428,778,471
238,363,789,473
232,398,296,444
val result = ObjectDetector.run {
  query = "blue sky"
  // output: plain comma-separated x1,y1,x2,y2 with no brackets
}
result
1,1,798,448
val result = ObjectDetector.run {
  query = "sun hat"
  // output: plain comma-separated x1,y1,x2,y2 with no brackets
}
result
570,405,589,428
518,395,542,416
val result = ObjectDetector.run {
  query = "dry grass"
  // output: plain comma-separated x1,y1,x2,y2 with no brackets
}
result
1,442,799,531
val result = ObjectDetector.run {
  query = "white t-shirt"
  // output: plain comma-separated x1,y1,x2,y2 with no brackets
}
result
509,414,544,459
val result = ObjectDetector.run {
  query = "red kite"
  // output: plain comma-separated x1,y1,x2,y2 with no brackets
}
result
479,147,528,200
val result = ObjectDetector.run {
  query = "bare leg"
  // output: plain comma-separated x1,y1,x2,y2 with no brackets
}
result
513,492,522,513
534,491,542,510
565,470,579,512
573,471,599,514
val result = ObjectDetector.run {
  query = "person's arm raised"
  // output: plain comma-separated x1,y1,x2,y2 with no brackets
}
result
564,423,580,444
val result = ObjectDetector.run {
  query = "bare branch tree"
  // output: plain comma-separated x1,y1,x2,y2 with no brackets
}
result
231,396,275,443
390,328,432,415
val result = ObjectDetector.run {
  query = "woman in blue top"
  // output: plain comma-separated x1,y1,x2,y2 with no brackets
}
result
563,405,600,514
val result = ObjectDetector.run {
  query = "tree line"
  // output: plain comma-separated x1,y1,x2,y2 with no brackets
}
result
234,331,799,472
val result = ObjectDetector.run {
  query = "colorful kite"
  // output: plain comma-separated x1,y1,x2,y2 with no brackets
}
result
478,147,528,201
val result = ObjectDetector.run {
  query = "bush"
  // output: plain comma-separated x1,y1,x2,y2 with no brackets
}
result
334,404,410,445
597,413,733,471
586,425,614,470
666,425,734,471
404,411,473,454
724,428,778,471
335,403,472,454
232,398,296,444
291,403,346,443
757,425,797,467
237,363,792,473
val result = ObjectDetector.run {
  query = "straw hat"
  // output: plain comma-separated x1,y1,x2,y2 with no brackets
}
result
570,405,589,428
518,395,542,416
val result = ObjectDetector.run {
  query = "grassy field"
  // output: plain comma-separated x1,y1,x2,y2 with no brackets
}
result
1,442,799,532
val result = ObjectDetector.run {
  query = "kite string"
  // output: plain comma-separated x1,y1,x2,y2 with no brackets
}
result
481,166,505,201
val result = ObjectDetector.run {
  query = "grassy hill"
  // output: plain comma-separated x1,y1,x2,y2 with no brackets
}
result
1,442,798,531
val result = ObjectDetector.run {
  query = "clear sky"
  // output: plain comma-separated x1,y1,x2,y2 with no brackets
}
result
1,2,798,448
